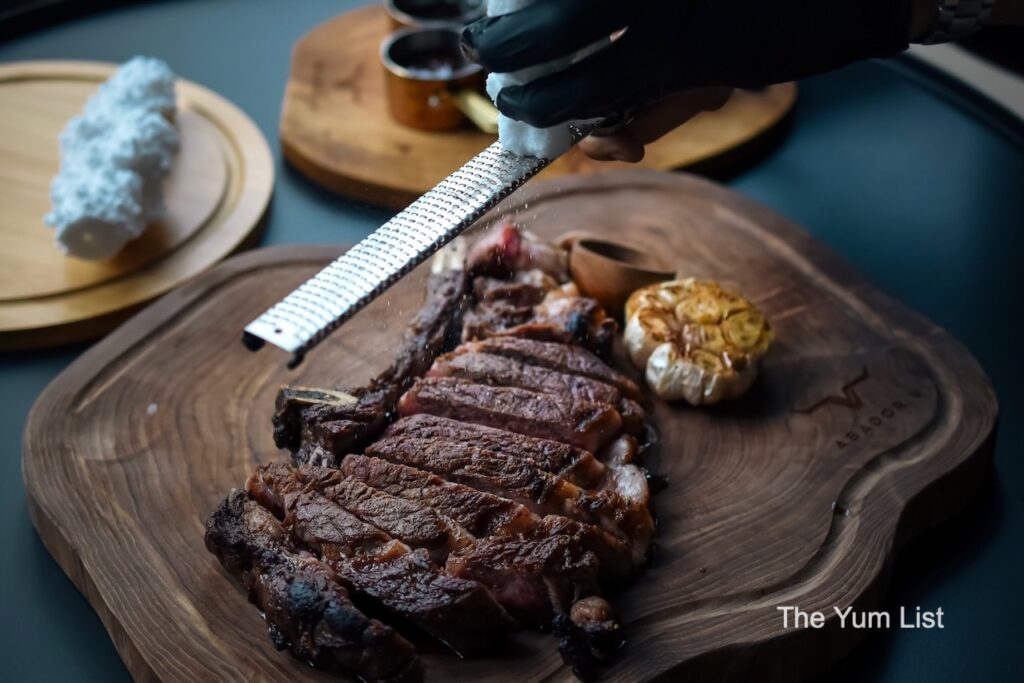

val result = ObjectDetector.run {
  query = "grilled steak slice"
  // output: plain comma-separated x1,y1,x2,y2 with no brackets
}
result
446,529,600,625
251,463,473,564
338,455,634,580
491,297,618,358
273,271,468,459
461,299,534,342
204,491,421,683
427,352,645,436
383,414,601,483
338,454,535,537
263,462,613,627
397,377,622,453
473,274,554,307
465,337,641,400
273,390,384,466
260,482,512,657
463,296,617,359
429,351,619,405
383,414,606,488
365,436,653,561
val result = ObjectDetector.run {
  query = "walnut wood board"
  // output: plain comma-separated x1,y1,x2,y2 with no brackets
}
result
23,171,995,682
280,6,797,208
0,61,274,350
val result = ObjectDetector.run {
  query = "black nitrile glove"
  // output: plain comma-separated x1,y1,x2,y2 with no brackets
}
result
462,0,916,127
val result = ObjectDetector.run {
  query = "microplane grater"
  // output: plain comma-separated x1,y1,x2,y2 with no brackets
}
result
243,127,595,367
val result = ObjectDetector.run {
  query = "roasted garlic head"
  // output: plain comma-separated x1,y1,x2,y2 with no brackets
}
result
624,278,772,405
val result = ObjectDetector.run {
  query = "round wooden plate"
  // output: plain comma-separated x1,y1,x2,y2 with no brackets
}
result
280,5,797,208
0,61,274,350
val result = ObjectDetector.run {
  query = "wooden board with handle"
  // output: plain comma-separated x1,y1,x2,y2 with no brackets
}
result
280,6,797,208
23,171,995,682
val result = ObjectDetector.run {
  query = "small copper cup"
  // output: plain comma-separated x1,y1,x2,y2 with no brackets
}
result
384,0,486,29
381,25,496,133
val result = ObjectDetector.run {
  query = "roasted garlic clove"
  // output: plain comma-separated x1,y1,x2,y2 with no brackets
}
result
624,278,772,406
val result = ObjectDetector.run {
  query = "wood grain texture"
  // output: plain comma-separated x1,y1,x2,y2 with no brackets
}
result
279,6,797,208
23,171,996,682
0,61,274,350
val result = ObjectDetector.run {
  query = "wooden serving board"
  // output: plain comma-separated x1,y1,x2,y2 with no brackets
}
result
23,171,995,682
280,6,797,208
0,61,274,350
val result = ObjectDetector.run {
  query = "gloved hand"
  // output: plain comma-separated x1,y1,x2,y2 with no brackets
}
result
462,0,917,128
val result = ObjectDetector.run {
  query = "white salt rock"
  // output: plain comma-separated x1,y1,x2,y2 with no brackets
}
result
47,168,145,260
94,56,177,117
497,116,576,160
485,0,611,159
45,56,179,261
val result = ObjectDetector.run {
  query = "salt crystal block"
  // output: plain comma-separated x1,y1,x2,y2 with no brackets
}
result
46,169,145,261
95,56,177,118
45,56,179,260
483,2,613,158
497,115,575,159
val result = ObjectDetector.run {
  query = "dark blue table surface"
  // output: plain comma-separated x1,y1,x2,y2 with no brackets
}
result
2,1,1022,681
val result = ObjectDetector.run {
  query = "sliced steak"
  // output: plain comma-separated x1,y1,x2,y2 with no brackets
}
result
281,489,512,657
383,414,606,488
338,454,537,538
204,491,421,682
427,351,645,436
473,274,554,307
446,530,600,625
461,299,534,342
338,454,634,579
463,296,617,358
428,351,619,406
364,436,653,561
250,464,474,564
397,377,622,453
466,336,641,400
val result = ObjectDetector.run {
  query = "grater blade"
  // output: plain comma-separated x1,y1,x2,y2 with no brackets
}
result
243,130,592,367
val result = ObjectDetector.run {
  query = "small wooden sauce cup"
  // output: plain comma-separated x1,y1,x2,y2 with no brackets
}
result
565,236,676,317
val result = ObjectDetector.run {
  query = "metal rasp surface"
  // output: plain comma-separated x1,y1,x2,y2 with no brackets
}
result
243,127,595,367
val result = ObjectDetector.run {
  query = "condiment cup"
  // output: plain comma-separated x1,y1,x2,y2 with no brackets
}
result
381,24,497,133
563,233,676,317
384,0,486,29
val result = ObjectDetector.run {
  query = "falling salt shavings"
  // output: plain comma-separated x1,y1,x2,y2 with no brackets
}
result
146,403,158,416
45,56,180,261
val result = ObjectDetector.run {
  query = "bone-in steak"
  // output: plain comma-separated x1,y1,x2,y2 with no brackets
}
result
273,271,468,461
206,224,658,680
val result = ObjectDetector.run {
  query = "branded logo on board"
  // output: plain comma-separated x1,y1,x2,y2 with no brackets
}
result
794,368,869,414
